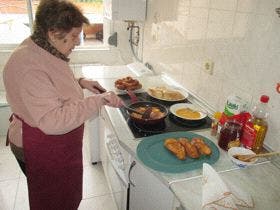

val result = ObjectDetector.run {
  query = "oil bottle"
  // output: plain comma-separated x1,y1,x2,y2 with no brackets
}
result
241,95,269,153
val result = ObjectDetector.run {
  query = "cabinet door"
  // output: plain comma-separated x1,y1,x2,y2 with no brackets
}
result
129,160,175,210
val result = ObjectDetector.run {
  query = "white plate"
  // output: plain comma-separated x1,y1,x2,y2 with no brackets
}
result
115,88,144,95
228,147,257,168
147,87,188,102
169,103,207,120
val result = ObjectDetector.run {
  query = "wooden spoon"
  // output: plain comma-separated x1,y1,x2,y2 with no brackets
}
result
233,151,280,162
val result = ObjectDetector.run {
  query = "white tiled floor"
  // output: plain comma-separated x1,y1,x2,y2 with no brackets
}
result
0,129,117,210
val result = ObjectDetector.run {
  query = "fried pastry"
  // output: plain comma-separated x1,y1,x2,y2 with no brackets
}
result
191,138,212,155
178,138,200,159
115,76,142,90
149,86,184,100
163,90,185,101
148,88,163,98
164,138,186,160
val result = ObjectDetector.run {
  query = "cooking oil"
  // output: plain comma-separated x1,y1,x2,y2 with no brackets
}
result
241,95,269,153
251,118,268,153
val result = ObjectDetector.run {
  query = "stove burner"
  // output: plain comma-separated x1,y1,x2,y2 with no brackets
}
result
118,92,212,138
169,114,206,127
127,119,166,136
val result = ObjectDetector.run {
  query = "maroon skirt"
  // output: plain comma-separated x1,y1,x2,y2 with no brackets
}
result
22,120,84,210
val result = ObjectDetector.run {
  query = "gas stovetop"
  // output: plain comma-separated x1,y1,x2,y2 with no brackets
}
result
118,92,212,138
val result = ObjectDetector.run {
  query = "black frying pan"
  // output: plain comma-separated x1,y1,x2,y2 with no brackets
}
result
128,101,168,125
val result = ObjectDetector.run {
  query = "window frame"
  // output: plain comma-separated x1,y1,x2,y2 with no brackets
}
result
0,0,109,52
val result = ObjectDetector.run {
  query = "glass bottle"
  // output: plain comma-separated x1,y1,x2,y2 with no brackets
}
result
211,112,222,136
241,95,269,153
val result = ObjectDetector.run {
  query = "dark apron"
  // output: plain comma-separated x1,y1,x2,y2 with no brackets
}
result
21,118,84,210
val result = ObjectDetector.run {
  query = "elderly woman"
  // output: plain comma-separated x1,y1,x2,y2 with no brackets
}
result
3,0,123,209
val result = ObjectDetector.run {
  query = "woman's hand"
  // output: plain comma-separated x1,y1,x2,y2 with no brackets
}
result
79,78,106,94
101,91,124,108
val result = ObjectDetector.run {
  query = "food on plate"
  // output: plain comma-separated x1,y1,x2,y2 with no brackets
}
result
115,76,142,91
130,106,165,120
191,138,212,155
164,137,212,160
164,138,186,160
178,138,199,158
148,86,185,101
175,108,201,119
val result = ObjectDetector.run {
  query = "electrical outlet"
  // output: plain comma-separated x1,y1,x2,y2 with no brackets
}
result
204,61,214,75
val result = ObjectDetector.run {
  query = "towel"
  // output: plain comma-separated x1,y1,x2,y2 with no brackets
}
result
202,163,254,210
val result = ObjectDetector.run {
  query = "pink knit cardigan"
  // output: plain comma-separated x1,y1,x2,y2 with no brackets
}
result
3,38,103,147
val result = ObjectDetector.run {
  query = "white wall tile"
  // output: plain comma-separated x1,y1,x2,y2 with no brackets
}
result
233,13,250,37
237,0,256,12
207,10,235,38
191,0,210,8
142,0,280,151
210,0,237,10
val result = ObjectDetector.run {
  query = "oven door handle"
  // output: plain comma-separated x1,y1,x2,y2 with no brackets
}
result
128,160,136,187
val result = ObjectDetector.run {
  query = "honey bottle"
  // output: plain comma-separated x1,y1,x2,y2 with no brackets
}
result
241,95,269,153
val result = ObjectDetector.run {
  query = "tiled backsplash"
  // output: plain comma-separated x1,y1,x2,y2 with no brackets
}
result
140,0,280,151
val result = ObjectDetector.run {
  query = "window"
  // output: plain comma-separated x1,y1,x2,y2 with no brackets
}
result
0,0,104,46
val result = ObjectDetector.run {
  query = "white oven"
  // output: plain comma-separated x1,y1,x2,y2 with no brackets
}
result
99,107,182,210
99,107,131,210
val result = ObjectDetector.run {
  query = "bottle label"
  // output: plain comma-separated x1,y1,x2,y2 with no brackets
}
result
241,122,256,149
224,95,247,116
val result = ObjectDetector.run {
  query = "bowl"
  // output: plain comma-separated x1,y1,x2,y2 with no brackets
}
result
228,147,257,168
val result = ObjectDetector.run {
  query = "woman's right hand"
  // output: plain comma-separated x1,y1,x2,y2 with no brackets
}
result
101,91,124,108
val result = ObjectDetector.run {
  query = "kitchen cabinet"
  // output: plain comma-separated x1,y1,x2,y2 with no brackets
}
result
129,159,181,210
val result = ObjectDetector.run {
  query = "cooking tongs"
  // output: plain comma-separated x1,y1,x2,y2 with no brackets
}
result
123,104,152,119
123,90,152,119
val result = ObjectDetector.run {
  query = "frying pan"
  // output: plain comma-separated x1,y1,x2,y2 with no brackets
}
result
127,101,168,125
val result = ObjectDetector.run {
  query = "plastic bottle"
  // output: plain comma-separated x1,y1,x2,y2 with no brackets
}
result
241,95,269,153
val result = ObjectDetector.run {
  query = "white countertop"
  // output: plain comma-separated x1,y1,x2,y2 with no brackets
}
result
170,161,280,210
98,74,280,210
105,103,280,210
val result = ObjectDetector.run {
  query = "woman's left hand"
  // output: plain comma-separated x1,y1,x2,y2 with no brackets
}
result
79,78,106,94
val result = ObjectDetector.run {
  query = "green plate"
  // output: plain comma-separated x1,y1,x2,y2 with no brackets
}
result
137,131,220,173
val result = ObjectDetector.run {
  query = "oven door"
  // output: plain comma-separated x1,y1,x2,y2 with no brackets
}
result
100,109,129,210
103,145,128,210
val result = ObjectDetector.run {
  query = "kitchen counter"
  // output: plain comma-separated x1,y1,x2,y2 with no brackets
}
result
170,161,280,210
82,69,280,209
104,101,280,209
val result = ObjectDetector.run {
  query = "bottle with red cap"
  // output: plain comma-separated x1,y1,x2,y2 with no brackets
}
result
241,95,269,153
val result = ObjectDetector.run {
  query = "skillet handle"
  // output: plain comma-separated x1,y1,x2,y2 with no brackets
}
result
126,90,138,103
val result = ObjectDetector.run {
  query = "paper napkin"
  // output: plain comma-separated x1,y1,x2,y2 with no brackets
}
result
202,163,254,210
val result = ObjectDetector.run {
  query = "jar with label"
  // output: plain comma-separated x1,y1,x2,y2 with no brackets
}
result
218,120,242,151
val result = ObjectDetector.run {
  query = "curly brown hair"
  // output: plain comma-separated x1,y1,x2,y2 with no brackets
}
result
33,0,89,39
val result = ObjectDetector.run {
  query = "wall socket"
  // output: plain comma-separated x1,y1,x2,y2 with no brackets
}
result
204,61,214,75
